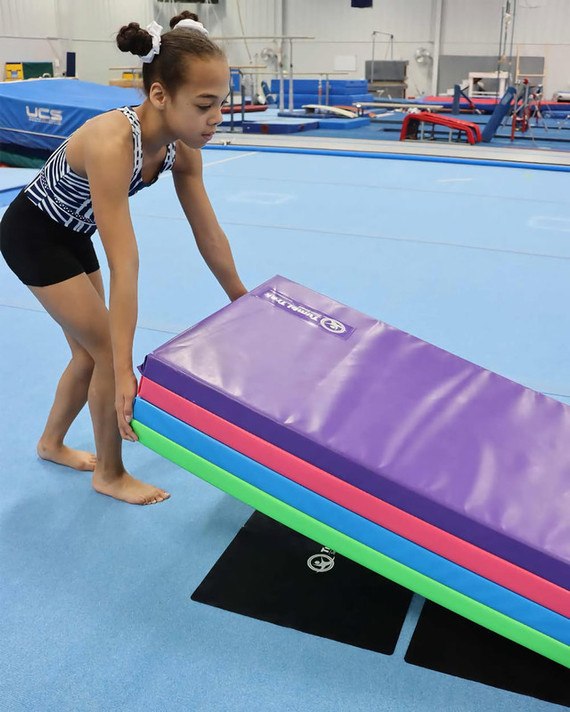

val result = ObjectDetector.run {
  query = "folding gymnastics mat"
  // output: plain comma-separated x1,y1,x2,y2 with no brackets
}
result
131,413,570,668
405,601,570,706
131,398,570,652
138,276,570,591
137,376,570,620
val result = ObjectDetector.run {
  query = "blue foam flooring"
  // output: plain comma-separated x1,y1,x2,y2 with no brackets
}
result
129,151,570,396
2,151,569,396
0,167,38,206
0,167,38,190
1,149,570,712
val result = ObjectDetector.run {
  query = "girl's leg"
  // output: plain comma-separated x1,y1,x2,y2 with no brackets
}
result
36,270,105,471
30,271,169,505
37,331,97,471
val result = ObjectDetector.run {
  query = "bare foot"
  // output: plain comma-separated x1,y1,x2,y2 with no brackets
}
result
92,468,170,505
37,441,97,471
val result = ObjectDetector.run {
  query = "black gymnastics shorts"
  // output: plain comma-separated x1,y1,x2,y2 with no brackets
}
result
0,191,100,287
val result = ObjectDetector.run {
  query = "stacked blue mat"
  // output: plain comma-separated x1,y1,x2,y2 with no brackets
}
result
270,78,374,109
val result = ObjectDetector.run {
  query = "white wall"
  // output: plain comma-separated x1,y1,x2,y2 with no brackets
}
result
1,0,569,98
1,0,60,74
440,0,570,97
282,0,570,98
0,0,153,84
281,0,435,96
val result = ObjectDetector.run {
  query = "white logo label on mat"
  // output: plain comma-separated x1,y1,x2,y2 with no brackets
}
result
319,317,346,334
26,105,63,125
307,547,336,573
259,289,354,340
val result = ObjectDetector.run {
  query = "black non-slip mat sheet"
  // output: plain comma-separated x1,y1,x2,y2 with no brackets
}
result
405,600,570,707
192,512,413,654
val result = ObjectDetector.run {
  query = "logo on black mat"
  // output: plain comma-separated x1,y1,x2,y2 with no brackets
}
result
307,546,336,573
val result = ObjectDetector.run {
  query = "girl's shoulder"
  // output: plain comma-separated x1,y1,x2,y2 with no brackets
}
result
75,109,133,144
66,110,135,177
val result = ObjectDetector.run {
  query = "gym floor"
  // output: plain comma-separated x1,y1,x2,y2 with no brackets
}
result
1,141,569,711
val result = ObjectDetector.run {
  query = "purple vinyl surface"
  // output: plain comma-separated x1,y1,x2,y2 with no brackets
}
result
140,276,570,589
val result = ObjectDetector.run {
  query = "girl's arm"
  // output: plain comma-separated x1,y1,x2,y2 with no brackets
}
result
83,122,140,441
172,141,247,302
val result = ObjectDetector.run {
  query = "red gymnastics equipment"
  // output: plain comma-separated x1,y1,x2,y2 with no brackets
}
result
400,112,482,144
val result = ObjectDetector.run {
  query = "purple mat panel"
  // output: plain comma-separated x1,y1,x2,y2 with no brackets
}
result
140,276,570,589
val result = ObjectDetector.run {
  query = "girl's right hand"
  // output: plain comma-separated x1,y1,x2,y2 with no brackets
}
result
115,371,139,441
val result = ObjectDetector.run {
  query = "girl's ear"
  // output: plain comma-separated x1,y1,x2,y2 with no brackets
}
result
148,81,167,110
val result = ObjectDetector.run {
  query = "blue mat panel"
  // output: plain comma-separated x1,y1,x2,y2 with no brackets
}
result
278,112,370,129
242,119,320,134
312,116,370,130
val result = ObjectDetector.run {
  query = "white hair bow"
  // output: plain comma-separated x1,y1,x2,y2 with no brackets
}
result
174,18,209,36
141,20,163,63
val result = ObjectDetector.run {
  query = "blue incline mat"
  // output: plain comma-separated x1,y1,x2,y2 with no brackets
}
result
132,397,570,647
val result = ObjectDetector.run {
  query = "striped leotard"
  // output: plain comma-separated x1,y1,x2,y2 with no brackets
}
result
24,106,177,235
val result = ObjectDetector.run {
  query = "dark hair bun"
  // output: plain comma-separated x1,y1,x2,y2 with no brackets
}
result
170,11,199,29
116,22,153,56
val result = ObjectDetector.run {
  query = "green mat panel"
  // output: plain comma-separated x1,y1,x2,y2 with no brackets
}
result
132,419,570,669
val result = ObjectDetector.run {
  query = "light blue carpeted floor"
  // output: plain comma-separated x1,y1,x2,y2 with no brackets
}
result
0,150,569,712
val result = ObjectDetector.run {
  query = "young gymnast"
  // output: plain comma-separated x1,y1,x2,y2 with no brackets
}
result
0,12,247,505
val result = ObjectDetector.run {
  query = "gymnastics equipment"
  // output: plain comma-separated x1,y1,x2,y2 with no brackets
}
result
451,84,480,115
133,397,570,649
510,79,548,141
400,112,482,144
480,86,516,142
301,105,359,119
212,35,314,112
241,118,320,135
270,78,373,111
277,109,371,130
108,66,143,88
0,78,142,166
497,0,517,89
136,275,569,586
260,81,277,105
137,376,570,621
356,101,445,112
134,276,570,668
4,61,53,81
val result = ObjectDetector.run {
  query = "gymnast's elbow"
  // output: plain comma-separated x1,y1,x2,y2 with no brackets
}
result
108,255,140,283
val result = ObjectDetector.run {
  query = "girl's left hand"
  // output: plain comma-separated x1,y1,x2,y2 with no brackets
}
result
115,371,139,441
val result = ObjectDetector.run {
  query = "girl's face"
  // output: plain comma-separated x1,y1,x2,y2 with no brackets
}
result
164,56,230,147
